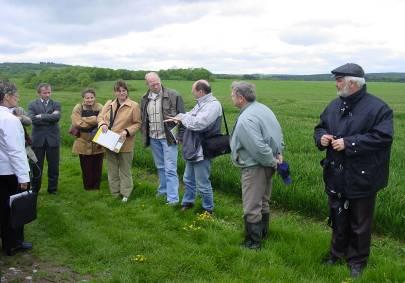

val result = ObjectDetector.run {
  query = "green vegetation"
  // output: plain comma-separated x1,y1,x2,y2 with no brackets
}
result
21,66,214,90
3,78,404,281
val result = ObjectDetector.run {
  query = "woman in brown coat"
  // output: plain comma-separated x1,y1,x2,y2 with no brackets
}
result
71,88,104,190
98,80,141,202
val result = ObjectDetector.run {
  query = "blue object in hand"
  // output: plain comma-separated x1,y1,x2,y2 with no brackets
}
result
277,161,292,185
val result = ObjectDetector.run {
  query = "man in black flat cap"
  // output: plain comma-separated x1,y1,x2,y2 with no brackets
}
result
314,63,393,278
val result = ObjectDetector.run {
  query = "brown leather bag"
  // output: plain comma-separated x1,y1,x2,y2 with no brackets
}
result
68,124,80,137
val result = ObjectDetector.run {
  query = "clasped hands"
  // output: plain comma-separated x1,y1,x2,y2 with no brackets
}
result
320,134,345,151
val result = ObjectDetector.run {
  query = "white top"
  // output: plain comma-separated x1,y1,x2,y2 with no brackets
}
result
0,106,30,183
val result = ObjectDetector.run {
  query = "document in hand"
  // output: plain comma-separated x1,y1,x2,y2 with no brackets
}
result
92,127,125,153
9,190,37,228
168,124,178,142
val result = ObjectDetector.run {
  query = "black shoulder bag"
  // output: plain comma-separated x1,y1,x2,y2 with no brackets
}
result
201,107,231,159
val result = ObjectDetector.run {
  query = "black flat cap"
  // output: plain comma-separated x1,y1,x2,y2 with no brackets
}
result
331,63,365,78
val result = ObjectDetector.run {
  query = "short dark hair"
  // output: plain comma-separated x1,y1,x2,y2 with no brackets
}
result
81,88,96,98
37,83,51,93
194,81,211,94
0,80,17,103
114,80,129,92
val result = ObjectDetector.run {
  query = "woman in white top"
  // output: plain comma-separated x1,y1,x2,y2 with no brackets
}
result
0,80,32,256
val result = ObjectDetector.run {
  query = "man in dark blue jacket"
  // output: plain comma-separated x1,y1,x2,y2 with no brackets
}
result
314,63,393,278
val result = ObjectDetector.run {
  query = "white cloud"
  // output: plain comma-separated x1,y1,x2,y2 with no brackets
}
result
1,0,405,74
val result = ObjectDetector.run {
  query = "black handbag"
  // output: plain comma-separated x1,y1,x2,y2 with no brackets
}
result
201,107,231,159
9,190,37,229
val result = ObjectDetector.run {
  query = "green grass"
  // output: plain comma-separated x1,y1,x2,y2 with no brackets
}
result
4,78,405,281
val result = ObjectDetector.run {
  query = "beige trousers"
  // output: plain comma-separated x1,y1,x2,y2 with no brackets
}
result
106,150,134,198
241,166,275,223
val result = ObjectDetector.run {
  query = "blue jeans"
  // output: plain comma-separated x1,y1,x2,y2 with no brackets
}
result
150,138,179,203
182,159,214,211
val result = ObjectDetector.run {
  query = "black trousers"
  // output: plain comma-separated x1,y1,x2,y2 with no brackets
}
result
79,153,104,190
328,194,376,267
0,175,24,251
32,141,60,193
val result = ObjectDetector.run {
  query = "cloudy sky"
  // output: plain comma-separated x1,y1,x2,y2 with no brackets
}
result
1,0,405,74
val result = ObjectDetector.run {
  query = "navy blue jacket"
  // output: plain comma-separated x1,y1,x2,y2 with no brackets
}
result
314,85,393,199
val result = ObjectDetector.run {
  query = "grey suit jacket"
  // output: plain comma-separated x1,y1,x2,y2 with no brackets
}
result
28,99,61,147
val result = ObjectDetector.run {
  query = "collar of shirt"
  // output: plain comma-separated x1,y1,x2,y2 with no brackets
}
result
240,101,254,114
196,92,213,105
0,105,13,112
0,105,15,113
148,91,161,101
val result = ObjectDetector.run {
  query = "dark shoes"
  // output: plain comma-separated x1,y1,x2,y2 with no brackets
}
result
261,213,270,239
350,264,364,278
322,254,341,266
181,203,194,212
6,242,33,256
242,221,262,250
322,253,365,278
48,190,57,195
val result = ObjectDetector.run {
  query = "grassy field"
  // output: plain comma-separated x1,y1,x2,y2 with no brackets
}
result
1,79,404,282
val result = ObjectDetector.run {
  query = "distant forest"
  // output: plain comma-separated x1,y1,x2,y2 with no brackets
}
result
1,62,404,90
0,62,214,90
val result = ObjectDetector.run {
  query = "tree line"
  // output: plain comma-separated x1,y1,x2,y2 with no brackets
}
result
0,63,214,90
1,63,404,89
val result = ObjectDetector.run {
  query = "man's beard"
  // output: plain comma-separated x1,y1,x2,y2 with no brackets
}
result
337,83,350,97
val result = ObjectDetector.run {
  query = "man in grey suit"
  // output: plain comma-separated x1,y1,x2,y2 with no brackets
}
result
28,83,61,194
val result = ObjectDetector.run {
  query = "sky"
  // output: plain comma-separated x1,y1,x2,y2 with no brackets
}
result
1,0,405,75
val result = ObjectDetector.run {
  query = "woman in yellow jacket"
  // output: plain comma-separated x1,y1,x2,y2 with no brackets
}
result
98,80,141,202
71,88,104,190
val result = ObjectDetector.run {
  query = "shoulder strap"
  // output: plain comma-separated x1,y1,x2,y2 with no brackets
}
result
221,105,229,135
109,104,113,129
109,99,120,129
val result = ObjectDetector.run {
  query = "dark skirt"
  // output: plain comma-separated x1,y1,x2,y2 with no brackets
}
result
79,153,104,190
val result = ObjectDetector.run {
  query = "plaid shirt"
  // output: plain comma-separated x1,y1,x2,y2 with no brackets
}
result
147,92,165,139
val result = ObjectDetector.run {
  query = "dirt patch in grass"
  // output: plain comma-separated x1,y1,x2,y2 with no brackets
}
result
0,252,92,282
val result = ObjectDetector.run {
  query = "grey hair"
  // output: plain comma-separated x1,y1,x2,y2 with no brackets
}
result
231,81,256,102
145,72,161,82
345,76,366,88
0,80,18,103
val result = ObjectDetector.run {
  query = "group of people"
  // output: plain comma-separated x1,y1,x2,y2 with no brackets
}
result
0,63,393,278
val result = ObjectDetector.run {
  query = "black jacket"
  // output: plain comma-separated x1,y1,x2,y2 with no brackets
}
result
140,86,185,146
314,85,393,199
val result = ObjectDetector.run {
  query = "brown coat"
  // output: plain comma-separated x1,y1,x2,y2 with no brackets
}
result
71,103,104,155
98,98,141,152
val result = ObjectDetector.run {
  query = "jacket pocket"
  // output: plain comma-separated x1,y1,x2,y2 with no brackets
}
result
348,158,378,191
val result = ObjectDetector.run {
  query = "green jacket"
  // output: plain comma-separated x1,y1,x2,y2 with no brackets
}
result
230,101,284,168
